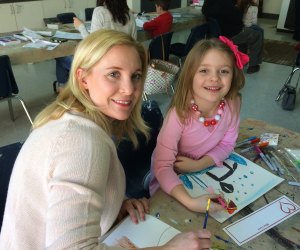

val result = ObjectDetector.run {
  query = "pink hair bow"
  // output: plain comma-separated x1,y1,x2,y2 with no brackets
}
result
219,36,249,69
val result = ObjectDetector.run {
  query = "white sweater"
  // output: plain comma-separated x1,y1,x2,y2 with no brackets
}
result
0,113,126,249
243,6,258,27
78,6,137,39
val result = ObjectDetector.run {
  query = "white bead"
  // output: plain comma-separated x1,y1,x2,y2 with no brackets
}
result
215,114,221,121
199,117,205,123
191,99,195,104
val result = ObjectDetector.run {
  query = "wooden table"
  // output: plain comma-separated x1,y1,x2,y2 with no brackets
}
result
0,6,204,65
149,119,300,250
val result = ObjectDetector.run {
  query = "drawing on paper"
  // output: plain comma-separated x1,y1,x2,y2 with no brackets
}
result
103,215,180,248
179,152,284,223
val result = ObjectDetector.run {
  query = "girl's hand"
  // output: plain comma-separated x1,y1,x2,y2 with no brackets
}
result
175,155,214,173
187,194,225,213
73,17,83,29
118,197,150,224
174,156,199,173
163,229,212,250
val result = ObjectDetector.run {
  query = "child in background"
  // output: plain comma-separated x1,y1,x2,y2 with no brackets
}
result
143,0,173,38
149,36,249,213
236,0,264,39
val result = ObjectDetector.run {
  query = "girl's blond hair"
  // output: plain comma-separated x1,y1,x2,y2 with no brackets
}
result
33,29,149,147
169,38,245,122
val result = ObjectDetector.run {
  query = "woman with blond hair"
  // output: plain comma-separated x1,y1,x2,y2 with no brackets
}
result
0,30,212,250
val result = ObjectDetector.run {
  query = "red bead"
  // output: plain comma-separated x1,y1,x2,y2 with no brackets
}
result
211,119,217,125
191,104,198,111
204,120,210,127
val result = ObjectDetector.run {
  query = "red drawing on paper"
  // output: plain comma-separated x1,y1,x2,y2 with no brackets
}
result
279,201,297,214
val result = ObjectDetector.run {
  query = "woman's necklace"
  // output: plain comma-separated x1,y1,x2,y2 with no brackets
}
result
190,99,226,127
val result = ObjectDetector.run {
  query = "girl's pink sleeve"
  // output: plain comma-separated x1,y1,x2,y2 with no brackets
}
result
153,110,183,194
206,97,241,166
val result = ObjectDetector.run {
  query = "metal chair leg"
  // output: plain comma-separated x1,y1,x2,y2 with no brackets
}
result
13,96,33,125
7,98,15,121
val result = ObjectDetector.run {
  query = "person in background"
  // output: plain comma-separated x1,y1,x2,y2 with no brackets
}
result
143,0,173,38
236,0,264,40
0,29,212,250
149,37,249,213
54,0,136,94
202,0,263,74
73,0,137,39
294,0,300,41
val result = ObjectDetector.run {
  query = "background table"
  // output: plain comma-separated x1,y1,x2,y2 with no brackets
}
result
149,119,300,250
0,6,204,65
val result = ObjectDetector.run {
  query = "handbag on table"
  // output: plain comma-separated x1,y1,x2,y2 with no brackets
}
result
143,36,179,100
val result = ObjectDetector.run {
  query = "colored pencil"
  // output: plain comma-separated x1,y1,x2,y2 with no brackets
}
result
203,198,211,229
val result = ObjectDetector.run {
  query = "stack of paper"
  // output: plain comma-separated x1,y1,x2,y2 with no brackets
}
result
0,36,21,46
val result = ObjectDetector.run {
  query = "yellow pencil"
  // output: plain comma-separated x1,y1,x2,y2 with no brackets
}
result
203,198,211,229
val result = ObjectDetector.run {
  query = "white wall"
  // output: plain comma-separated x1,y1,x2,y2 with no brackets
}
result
263,0,282,14
126,0,188,13
127,0,140,13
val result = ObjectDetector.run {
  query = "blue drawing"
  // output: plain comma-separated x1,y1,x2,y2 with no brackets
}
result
180,175,193,189
227,153,247,166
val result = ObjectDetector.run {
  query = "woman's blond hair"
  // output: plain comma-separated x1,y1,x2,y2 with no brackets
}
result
33,29,149,147
169,38,245,121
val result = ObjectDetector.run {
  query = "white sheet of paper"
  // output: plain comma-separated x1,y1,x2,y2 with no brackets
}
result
102,214,180,248
53,31,82,40
23,40,59,50
135,18,146,28
180,152,284,223
223,195,300,246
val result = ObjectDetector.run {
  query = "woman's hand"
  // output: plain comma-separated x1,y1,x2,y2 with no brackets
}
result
73,17,83,29
163,229,212,250
118,197,150,224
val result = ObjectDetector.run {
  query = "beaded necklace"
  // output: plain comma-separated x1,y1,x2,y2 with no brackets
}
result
190,99,226,127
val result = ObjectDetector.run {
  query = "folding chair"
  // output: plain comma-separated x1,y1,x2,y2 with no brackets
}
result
117,100,163,198
56,12,76,24
85,8,94,21
0,55,33,125
170,23,208,67
148,31,174,61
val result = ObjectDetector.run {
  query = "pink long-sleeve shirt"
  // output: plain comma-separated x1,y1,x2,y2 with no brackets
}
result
149,98,240,195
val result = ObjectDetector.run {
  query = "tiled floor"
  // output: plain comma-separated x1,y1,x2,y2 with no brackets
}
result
0,18,299,148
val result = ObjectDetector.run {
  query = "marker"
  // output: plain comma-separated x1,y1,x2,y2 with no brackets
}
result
240,141,269,154
270,156,285,175
235,136,257,147
269,151,285,175
265,154,278,172
288,181,300,187
203,199,211,229
254,146,275,171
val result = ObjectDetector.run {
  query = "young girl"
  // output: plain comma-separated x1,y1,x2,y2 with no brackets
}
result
149,36,249,213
